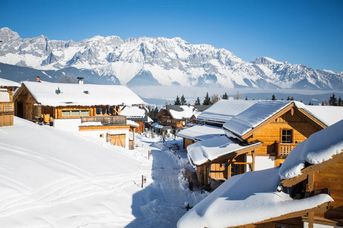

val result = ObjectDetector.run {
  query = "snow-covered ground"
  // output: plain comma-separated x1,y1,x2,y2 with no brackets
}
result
0,117,205,227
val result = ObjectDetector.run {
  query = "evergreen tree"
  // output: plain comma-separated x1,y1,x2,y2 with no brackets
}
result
174,96,181,105
194,97,201,105
203,92,211,105
329,93,338,106
271,94,276,100
338,97,342,106
180,95,187,105
222,92,228,100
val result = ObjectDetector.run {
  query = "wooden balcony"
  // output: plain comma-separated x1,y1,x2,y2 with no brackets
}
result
0,102,14,127
81,115,126,125
276,143,297,158
0,102,14,113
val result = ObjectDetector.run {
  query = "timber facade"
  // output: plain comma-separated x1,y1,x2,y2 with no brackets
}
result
13,81,144,149
242,151,343,228
0,84,17,127
186,102,327,189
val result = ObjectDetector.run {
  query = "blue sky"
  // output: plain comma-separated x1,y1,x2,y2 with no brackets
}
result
1,0,343,71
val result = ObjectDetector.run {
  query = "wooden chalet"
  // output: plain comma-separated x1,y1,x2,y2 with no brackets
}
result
178,120,343,228
13,79,144,149
180,100,343,188
0,78,20,127
119,105,148,133
157,105,209,129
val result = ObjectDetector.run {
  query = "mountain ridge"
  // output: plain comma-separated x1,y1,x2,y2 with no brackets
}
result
0,27,342,90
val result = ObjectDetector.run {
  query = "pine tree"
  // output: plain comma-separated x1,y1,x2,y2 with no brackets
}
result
271,94,276,100
194,97,201,105
203,92,211,105
338,97,342,106
222,92,228,100
180,95,187,105
174,96,181,105
329,93,337,106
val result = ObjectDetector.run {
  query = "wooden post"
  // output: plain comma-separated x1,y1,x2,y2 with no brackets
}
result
252,151,255,171
308,211,314,228
227,163,232,178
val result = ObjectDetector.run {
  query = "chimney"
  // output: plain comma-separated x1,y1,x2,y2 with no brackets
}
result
35,76,41,82
77,77,84,85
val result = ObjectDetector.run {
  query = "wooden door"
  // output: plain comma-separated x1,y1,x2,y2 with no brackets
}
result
108,134,126,148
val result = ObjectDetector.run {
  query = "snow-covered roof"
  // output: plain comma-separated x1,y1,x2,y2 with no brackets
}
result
21,81,145,107
176,124,225,141
120,106,146,118
168,105,196,120
197,100,258,124
279,119,343,179
0,77,20,87
177,167,333,228
295,102,343,126
223,101,291,137
0,88,10,102
127,119,139,127
187,135,261,166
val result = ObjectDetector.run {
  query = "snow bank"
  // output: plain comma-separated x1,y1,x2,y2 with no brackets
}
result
0,117,145,227
279,119,343,179
178,168,333,228
23,81,145,106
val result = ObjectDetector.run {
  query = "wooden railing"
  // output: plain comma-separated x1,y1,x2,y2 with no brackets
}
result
0,102,14,127
277,143,297,158
0,102,14,113
81,115,126,125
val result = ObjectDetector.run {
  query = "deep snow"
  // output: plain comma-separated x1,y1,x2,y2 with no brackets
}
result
0,117,205,227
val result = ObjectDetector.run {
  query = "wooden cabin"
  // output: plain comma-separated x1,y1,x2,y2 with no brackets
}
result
183,100,343,188
119,105,147,133
0,78,20,127
178,120,343,228
157,105,209,129
13,80,144,149
271,152,343,228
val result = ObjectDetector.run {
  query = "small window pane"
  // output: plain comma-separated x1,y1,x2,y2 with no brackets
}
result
281,129,293,143
80,110,89,116
61,110,70,117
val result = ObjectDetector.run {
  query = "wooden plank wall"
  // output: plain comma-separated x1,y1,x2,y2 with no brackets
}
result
247,109,322,157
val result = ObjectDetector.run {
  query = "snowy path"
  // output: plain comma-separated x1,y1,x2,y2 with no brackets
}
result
0,118,204,228
127,140,206,228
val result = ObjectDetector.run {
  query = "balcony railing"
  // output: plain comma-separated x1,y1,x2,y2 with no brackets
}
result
81,115,126,125
0,102,14,113
276,143,297,158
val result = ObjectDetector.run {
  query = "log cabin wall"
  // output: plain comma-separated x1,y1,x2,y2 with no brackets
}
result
14,87,37,121
312,156,343,222
246,108,323,165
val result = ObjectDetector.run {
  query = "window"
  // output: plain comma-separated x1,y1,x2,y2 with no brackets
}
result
281,129,293,143
96,107,102,115
61,110,90,117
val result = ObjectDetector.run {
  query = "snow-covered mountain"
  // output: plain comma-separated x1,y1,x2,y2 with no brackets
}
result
0,27,342,90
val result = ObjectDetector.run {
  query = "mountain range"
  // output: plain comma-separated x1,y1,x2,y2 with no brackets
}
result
0,27,342,90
